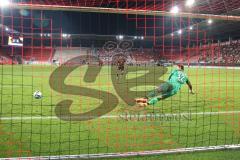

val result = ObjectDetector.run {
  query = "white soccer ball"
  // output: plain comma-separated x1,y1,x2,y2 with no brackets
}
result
33,90,43,99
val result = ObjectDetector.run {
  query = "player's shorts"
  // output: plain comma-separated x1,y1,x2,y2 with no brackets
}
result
118,65,124,71
156,82,176,99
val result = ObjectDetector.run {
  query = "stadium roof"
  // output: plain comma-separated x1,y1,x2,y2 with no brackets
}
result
5,1,240,43
13,0,240,15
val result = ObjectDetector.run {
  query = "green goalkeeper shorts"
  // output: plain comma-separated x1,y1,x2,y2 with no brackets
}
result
147,82,177,105
157,82,176,98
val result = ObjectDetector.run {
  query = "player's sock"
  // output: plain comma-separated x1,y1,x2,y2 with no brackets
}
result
147,90,158,99
147,97,159,105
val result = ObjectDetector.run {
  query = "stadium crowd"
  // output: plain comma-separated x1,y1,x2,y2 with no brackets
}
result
0,40,239,66
197,40,240,65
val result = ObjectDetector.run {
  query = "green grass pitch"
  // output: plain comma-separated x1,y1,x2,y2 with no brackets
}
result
0,65,240,159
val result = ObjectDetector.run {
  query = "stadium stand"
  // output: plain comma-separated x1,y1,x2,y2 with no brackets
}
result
0,47,18,64
197,40,240,65
22,47,54,63
53,47,91,64
1,39,239,66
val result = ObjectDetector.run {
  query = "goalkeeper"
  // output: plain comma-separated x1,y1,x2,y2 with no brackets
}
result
135,64,194,107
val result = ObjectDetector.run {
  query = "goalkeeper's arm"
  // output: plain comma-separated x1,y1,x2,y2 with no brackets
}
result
186,80,194,94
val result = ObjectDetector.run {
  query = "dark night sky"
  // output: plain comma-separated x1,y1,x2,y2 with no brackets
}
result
2,8,192,37
1,8,240,47
21,10,140,36
60,12,136,35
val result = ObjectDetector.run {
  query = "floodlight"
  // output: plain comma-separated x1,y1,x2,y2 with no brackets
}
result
178,29,182,34
170,6,180,14
0,0,10,7
62,34,68,38
207,19,213,24
186,0,195,7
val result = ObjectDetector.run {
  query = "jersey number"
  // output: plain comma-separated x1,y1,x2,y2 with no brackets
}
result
178,73,185,83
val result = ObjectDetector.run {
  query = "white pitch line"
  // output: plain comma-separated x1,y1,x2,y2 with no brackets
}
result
3,144,240,159
1,110,240,121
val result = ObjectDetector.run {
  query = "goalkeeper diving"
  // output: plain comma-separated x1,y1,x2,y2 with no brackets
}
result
135,64,194,107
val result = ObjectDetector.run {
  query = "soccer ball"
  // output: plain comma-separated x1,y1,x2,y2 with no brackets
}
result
33,90,43,99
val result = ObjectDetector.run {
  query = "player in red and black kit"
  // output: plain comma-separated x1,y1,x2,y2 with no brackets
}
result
99,59,103,66
116,56,126,79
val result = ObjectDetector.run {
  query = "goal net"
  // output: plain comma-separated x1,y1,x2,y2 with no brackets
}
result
0,0,240,159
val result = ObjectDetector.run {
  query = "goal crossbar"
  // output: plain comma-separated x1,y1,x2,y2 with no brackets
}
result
11,3,240,21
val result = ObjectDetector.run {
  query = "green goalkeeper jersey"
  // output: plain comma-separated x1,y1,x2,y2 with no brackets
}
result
167,69,189,93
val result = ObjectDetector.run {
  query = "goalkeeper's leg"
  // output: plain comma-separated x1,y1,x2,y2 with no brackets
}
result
135,84,165,104
135,92,175,107
135,89,163,107
134,96,161,107
135,82,174,107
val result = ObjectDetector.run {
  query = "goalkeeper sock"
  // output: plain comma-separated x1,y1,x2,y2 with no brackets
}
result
147,97,159,105
147,90,158,99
